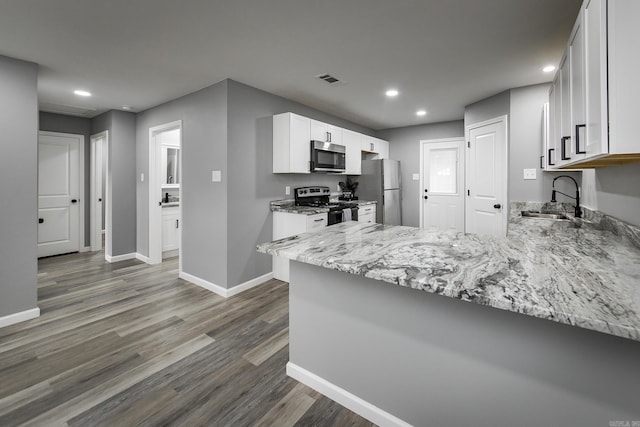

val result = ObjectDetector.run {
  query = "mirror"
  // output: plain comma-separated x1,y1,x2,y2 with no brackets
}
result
162,146,180,186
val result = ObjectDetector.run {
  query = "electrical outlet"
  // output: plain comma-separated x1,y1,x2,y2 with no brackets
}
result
285,186,291,195
523,169,537,180
212,170,222,182
412,173,420,181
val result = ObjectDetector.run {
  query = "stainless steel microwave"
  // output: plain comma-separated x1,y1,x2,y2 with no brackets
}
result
310,140,346,173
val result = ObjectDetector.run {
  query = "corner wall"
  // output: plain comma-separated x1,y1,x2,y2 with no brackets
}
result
135,81,229,287
92,110,137,256
0,55,38,319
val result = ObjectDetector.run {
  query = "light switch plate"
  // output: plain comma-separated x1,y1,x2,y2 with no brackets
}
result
212,170,222,182
285,186,291,195
523,169,537,180
412,173,420,181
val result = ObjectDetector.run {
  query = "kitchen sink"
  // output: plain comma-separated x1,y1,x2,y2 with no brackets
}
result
521,211,570,220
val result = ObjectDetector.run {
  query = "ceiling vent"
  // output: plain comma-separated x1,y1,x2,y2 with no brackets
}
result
316,73,343,85
39,102,97,117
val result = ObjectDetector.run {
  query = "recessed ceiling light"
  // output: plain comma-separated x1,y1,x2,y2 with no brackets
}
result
121,105,131,110
416,110,427,116
73,90,91,97
386,89,399,97
543,65,556,73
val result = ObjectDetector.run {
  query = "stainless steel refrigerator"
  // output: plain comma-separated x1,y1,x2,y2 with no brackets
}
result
357,159,402,225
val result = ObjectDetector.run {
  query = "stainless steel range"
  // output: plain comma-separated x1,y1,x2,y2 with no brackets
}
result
294,186,358,225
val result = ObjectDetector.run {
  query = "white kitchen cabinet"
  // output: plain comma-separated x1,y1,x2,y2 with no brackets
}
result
547,0,640,169
272,211,327,281
357,204,376,223
310,119,342,145
162,206,180,256
558,53,572,167
273,113,311,174
361,136,389,159
342,129,362,175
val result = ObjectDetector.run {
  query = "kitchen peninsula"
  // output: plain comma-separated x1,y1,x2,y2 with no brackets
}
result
257,207,640,427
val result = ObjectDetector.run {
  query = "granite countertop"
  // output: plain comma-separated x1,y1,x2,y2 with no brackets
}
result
257,204,640,341
270,199,376,215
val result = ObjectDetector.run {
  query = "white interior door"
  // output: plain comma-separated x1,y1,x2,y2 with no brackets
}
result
90,133,105,252
465,117,508,237
421,139,465,232
38,133,81,257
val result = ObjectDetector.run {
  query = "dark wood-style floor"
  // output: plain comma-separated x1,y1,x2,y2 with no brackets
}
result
0,250,376,426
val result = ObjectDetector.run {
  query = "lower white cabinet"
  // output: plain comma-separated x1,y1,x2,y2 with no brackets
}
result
162,207,180,256
357,204,377,223
273,211,327,281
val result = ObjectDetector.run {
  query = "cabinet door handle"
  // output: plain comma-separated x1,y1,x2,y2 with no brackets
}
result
540,155,544,169
314,218,324,222
561,136,571,160
575,124,586,154
38,218,44,224
71,199,78,203
548,148,555,166
493,204,501,209
176,219,179,228
424,195,428,200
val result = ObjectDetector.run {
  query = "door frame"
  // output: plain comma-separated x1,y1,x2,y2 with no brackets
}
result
90,131,108,253
419,137,466,230
38,131,85,254
148,120,182,265
464,115,509,237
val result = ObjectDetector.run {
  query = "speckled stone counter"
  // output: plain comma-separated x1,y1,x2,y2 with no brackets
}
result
258,205,640,341
270,199,377,215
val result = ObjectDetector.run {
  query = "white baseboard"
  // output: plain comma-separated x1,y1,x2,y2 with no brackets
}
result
227,272,274,297
105,252,136,263
135,253,151,264
179,271,274,299
0,307,40,329
286,362,412,427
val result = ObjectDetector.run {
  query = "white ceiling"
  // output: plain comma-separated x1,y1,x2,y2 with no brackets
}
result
0,0,581,130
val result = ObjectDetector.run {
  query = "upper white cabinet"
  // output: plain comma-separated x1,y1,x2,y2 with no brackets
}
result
343,129,362,175
274,112,390,174
310,120,343,145
361,136,389,159
547,0,640,169
273,113,311,174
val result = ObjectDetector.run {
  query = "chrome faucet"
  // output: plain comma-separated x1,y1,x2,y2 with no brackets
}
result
551,175,582,218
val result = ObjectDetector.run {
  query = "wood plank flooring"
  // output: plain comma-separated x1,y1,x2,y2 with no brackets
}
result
0,251,376,427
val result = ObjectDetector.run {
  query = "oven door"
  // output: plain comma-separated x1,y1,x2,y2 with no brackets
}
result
328,207,358,225
311,141,346,172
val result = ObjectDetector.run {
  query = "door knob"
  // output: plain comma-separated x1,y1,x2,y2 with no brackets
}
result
424,189,428,193
493,204,501,209
38,218,44,224
98,198,102,202
424,196,428,200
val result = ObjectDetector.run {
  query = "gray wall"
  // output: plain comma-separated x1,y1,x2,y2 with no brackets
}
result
136,81,230,286
291,261,640,427
226,79,375,287
39,112,92,246
92,110,137,256
464,90,510,126
376,121,465,227
583,163,640,227
0,55,38,318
